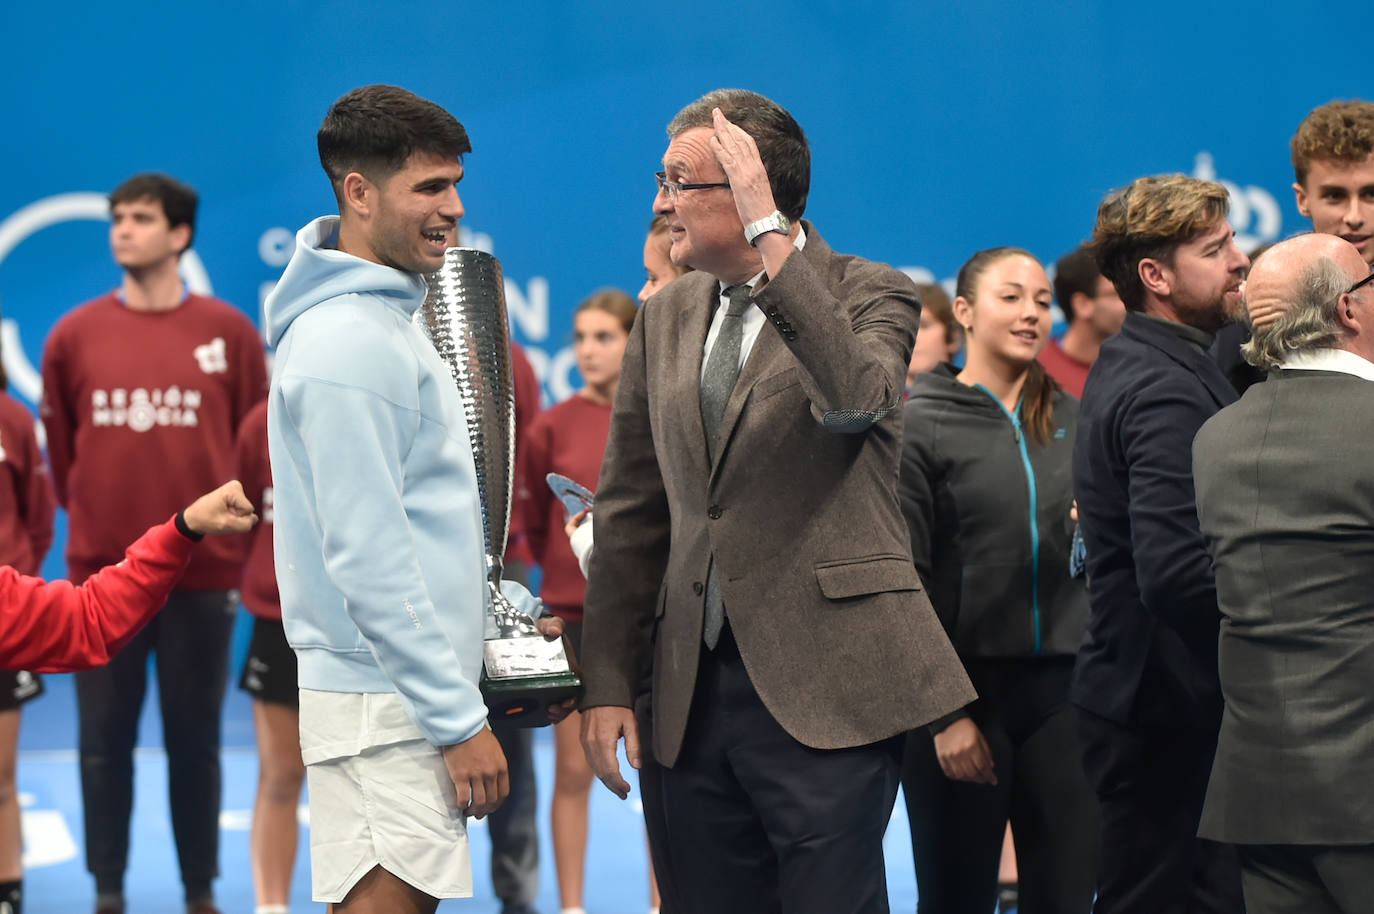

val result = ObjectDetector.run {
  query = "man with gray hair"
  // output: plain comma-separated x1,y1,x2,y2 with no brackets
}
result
1193,232,1374,913
579,88,972,913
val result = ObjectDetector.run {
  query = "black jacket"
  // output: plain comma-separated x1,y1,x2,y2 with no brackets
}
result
1071,313,1237,729
900,364,1087,659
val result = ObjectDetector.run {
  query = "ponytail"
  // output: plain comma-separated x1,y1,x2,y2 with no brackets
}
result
1021,358,1060,445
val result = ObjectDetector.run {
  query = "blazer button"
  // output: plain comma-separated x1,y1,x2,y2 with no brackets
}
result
693,581,704,595
708,505,722,519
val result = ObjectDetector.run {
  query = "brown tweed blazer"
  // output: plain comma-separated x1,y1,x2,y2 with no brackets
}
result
581,223,974,767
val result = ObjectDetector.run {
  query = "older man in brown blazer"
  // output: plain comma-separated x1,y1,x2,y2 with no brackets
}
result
1193,233,1374,913
579,89,973,914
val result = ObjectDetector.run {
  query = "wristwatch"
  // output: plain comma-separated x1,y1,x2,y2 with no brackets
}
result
744,210,792,247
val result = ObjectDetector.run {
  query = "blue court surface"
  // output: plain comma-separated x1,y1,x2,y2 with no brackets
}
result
16,616,923,913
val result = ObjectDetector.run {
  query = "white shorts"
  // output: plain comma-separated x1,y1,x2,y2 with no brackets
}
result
300,691,472,903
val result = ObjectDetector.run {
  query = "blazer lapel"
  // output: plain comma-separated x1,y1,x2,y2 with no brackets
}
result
708,268,806,483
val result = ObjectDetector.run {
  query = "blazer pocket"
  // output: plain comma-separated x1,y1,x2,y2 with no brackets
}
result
753,367,800,401
815,553,923,600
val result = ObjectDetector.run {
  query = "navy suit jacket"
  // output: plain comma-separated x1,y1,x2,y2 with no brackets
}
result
1070,312,1238,729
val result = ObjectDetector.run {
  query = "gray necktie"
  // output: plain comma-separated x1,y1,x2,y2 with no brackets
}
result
699,283,752,648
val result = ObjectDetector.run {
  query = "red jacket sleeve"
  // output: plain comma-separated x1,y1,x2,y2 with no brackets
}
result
0,517,194,672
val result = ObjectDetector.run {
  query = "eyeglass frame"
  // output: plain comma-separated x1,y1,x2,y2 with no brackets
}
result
655,171,730,200
1347,270,1374,296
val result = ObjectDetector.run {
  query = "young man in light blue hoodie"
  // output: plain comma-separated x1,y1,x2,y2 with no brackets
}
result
264,84,559,914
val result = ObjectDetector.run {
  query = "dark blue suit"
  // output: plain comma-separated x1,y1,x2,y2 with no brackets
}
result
1070,312,1243,914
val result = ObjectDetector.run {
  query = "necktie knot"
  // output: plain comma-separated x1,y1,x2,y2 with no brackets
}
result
723,284,753,318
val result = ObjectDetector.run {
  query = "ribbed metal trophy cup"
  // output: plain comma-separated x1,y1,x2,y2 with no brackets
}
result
418,247,581,727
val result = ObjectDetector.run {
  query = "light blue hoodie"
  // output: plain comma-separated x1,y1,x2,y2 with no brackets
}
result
265,215,527,747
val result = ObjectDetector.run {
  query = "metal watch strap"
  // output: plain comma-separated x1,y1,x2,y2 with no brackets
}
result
744,210,790,246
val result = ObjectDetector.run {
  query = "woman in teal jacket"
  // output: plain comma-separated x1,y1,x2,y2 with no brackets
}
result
899,247,1096,914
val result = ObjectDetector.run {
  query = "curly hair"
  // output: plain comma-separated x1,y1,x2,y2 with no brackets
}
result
1087,175,1230,312
1291,100,1374,185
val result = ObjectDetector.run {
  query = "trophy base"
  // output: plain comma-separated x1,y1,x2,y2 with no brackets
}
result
480,634,583,728
482,670,584,728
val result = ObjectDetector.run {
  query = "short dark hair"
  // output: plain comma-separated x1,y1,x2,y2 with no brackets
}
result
317,85,471,203
1053,244,1102,324
667,89,810,221
1088,174,1230,312
109,173,198,251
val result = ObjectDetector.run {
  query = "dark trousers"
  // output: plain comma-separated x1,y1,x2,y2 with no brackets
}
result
488,724,538,904
76,588,236,900
1239,843,1374,914
661,623,901,914
635,691,681,914
1076,707,1244,914
486,560,540,905
904,657,1098,914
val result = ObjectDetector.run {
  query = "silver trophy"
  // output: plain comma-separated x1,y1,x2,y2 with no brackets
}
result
418,247,581,726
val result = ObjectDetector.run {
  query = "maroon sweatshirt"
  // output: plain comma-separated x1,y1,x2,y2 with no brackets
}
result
522,394,611,620
0,393,55,576
41,292,267,587
234,399,278,619
505,342,542,568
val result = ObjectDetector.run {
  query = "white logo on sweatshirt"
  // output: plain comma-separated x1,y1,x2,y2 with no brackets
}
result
194,337,228,374
91,387,201,432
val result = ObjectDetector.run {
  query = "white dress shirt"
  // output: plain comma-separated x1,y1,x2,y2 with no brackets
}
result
700,226,807,376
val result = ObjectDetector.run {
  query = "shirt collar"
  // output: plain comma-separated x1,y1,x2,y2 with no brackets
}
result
1279,347,1374,382
717,224,807,297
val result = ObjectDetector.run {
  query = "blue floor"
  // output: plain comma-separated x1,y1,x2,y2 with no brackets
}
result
17,616,923,913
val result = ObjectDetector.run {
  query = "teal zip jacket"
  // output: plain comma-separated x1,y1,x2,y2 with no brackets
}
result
899,363,1087,658
265,216,537,747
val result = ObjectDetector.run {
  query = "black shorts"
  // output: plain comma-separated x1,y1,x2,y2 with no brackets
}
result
238,617,299,708
0,670,43,711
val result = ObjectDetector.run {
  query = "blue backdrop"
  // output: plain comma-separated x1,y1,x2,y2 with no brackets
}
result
0,1,1362,579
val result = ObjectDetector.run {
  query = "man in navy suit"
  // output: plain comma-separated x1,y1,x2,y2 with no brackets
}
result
1072,174,1249,914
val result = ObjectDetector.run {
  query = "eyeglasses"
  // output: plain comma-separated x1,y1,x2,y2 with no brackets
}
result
1348,270,1374,295
655,171,730,200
